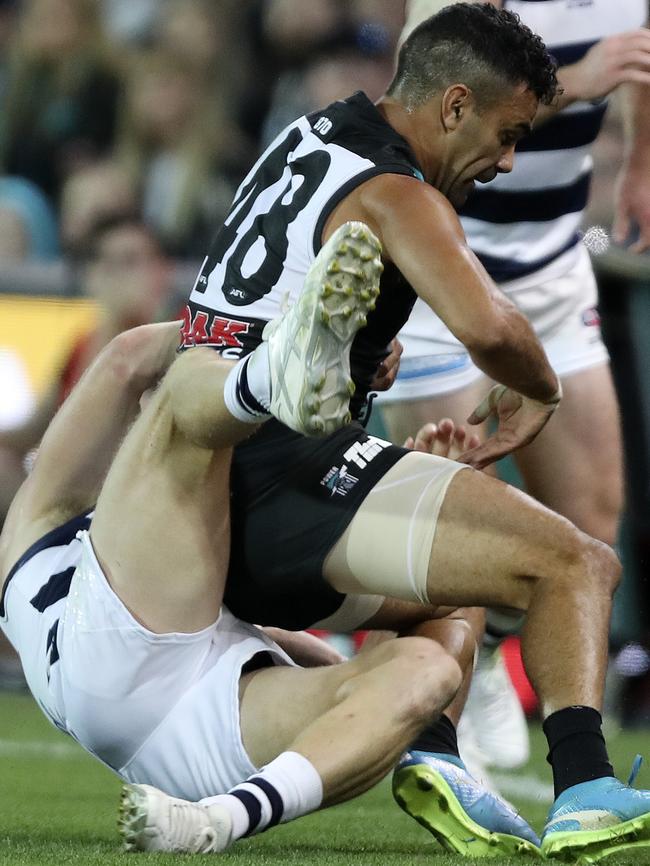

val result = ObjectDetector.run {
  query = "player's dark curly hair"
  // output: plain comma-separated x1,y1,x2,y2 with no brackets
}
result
387,2,558,110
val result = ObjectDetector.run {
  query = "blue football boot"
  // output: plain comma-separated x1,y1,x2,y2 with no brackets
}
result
542,757,650,862
392,751,541,858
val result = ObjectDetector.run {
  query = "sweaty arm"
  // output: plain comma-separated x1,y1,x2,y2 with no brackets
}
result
350,175,559,402
325,175,561,467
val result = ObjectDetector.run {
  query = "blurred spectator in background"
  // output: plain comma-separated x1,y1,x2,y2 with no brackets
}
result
0,176,59,262
60,160,139,257
0,215,172,526
0,0,122,207
0,0,19,102
101,0,158,45
244,0,401,147
115,48,243,258
154,0,229,83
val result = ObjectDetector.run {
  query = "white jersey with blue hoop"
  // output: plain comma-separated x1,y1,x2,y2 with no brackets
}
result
458,0,647,282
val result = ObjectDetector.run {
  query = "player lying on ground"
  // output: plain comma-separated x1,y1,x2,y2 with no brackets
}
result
0,252,466,854
2,223,650,862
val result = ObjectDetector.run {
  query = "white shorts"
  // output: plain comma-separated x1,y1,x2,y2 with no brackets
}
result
1,524,293,802
379,243,609,403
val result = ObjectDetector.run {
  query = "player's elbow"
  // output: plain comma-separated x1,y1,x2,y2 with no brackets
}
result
458,319,514,357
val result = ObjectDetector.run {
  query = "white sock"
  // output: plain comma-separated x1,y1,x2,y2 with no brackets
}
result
223,344,272,424
200,751,323,840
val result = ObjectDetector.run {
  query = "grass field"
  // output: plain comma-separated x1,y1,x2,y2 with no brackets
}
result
2,692,650,866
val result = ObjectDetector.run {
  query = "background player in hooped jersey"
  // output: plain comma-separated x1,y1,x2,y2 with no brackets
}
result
181,4,650,861
378,0,650,775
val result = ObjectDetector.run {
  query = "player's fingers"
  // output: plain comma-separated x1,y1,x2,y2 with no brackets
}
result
615,68,650,87
403,435,415,449
618,49,650,69
371,341,403,391
467,384,507,425
412,422,438,453
457,437,513,470
430,418,454,457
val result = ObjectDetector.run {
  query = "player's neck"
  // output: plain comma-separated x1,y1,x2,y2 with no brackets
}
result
375,96,444,187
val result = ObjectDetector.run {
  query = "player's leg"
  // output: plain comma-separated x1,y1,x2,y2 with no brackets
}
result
326,459,618,714
381,365,525,775
89,347,254,633
323,458,650,860
514,362,623,545
0,323,180,583
119,635,464,854
90,222,383,634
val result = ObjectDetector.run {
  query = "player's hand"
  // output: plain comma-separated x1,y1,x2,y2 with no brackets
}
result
562,29,650,103
613,160,650,253
457,384,561,470
404,418,481,460
370,338,403,392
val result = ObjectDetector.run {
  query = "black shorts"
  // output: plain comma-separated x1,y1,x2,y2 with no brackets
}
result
225,420,407,630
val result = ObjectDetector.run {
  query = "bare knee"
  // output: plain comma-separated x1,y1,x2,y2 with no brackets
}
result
99,323,179,392
346,637,462,726
396,638,463,724
524,523,621,608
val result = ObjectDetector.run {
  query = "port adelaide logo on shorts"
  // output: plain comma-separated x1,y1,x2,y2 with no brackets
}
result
320,436,390,497
321,465,359,497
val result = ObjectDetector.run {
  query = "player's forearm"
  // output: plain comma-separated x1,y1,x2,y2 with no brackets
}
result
621,81,650,168
466,306,560,403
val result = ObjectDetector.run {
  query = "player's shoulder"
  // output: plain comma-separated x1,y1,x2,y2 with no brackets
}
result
306,91,420,173
358,173,460,225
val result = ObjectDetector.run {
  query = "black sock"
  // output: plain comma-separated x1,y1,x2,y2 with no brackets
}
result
410,714,460,759
543,706,614,798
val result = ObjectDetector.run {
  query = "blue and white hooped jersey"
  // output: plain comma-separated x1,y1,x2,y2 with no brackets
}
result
459,0,648,282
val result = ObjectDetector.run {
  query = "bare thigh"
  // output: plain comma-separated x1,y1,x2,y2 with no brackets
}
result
91,382,232,635
513,363,623,544
324,453,582,612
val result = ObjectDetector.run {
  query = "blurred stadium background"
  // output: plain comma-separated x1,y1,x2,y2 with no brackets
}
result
0,0,649,857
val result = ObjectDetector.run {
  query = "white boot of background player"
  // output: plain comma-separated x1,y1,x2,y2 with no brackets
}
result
460,635,530,771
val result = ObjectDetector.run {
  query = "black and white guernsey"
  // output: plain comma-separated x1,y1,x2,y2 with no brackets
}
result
183,91,425,418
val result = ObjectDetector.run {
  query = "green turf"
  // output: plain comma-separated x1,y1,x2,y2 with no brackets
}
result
2,692,650,865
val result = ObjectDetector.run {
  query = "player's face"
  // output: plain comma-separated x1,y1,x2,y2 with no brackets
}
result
443,83,538,208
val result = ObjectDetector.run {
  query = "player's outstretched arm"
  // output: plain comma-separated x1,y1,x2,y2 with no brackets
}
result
336,175,561,466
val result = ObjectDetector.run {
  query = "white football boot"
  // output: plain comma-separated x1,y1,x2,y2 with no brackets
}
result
463,645,530,770
119,784,232,854
264,221,382,436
